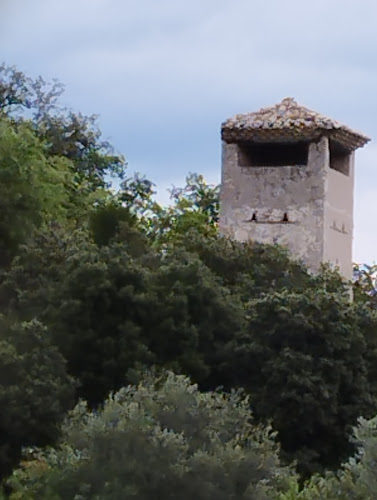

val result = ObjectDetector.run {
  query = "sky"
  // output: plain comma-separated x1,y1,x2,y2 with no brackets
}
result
1,0,377,263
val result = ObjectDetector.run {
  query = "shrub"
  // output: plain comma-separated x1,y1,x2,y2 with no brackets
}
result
6,372,295,500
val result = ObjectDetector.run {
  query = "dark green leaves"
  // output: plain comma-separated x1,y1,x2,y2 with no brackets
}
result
0,318,74,479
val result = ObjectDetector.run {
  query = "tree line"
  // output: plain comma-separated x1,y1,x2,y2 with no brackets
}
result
1,63,377,498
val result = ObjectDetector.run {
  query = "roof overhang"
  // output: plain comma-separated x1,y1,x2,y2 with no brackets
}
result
221,98,370,152
221,126,370,152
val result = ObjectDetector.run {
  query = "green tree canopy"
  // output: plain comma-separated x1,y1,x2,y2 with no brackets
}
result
231,287,377,476
0,318,74,480
5,372,294,500
2,62,377,489
0,117,74,264
1,232,245,405
277,414,377,499
2,220,377,477
0,63,126,193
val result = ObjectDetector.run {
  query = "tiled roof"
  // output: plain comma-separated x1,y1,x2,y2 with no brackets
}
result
221,98,370,151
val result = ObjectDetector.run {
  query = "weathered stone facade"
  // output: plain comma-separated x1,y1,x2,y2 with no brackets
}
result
219,98,369,280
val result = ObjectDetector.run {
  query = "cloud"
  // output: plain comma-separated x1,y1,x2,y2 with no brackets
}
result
1,0,377,261
3,0,377,128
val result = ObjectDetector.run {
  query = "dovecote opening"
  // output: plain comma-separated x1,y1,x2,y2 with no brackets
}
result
329,141,350,176
238,141,309,167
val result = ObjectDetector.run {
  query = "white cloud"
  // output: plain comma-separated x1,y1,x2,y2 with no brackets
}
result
2,0,377,261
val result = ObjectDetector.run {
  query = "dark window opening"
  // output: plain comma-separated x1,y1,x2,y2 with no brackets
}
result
329,141,350,176
238,141,309,167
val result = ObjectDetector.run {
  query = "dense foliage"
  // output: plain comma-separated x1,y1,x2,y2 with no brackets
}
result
1,63,377,497
232,288,377,476
0,117,73,265
281,415,377,499
5,374,377,499
4,373,295,499
0,318,74,480
0,62,126,192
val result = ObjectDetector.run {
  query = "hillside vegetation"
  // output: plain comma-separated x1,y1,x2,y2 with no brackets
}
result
1,64,377,498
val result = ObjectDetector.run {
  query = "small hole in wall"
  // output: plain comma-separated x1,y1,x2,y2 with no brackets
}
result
251,212,257,221
282,212,289,222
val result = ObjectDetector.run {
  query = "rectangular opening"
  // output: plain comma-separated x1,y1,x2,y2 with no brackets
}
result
329,141,350,176
238,141,309,167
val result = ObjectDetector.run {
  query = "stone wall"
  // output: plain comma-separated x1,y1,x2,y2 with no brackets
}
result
323,151,355,280
219,136,330,272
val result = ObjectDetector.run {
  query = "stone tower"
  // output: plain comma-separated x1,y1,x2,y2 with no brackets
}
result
219,98,370,279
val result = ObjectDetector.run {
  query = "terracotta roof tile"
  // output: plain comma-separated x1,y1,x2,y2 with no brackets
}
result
221,98,370,151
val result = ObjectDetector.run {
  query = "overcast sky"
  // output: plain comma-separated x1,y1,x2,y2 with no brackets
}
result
1,0,376,263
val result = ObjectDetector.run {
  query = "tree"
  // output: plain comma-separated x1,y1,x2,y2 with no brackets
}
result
5,372,295,500
36,240,155,406
16,241,244,406
0,223,246,406
231,287,377,476
156,173,220,242
0,63,126,193
353,263,377,308
0,317,74,481
0,63,63,118
118,173,220,243
173,231,312,301
3,211,377,477
88,200,139,246
143,247,245,388
0,117,74,265
278,414,377,499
